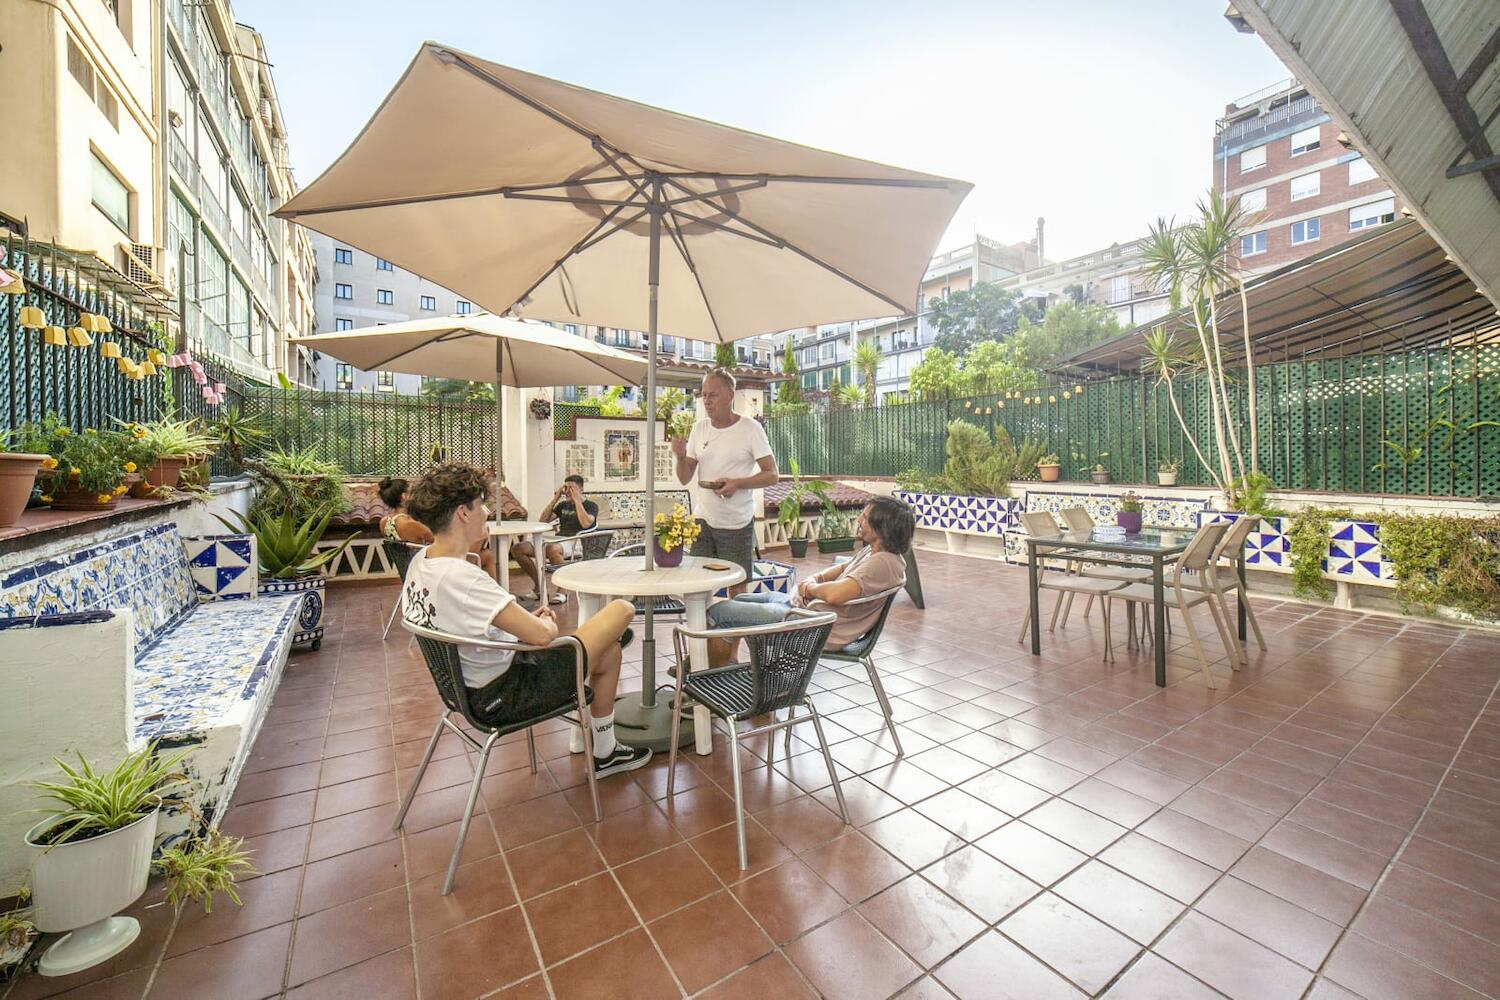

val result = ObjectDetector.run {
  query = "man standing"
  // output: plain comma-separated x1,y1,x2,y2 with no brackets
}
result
671,368,778,589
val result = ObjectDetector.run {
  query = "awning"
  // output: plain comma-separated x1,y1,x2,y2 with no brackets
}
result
1058,220,1500,372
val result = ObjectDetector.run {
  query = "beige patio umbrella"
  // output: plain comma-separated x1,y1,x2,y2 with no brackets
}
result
275,42,970,746
289,312,648,487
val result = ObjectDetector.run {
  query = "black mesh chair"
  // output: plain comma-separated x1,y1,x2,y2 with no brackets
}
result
610,543,687,619
814,586,905,757
667,609,847,869
396,621,600,894
546,528,616,575
382,539,422,640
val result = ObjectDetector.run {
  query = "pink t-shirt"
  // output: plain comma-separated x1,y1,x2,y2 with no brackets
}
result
793,547,905,647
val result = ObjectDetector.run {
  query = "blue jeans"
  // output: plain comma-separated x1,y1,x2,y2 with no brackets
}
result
707,591,794,630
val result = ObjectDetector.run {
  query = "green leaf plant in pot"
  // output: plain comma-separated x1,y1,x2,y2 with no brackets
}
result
816,504,856,554
120,416,220,498
1158,457,1180,487
23,744,189,977
776,458,832,559
1036,453,1061,483
216,501,357,650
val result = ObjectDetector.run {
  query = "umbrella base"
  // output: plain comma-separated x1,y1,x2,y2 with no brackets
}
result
613,697,696,752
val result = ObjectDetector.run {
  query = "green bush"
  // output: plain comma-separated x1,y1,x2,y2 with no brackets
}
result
1379,514,1500,618
250,446,348,522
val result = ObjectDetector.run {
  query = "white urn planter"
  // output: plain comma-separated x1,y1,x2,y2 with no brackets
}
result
24,810,157,977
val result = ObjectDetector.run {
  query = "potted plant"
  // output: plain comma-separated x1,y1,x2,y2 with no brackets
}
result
122,417,219,497
816,505,856,553
0,425,51,528
23,743,190,977
215,503,356,650
30,427,134,511
1091,464,1111,485
0,889,36,977
1158,458,1180,486
252,446,348,523
1037,453,1061,483
1117,491,1144,533
777,458,832,558
651,503,700,567
153,829,256,915
528,397,552,421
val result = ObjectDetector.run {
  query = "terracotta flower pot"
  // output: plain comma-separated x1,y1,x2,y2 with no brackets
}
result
1038,464,1061,483
0,452,47,527
45,473,122,511
129,456,189,499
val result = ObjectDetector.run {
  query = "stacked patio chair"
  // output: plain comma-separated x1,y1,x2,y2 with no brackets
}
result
1015,511,1130,657
666,609,847,869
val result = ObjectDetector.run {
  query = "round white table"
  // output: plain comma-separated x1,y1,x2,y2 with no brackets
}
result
552,555,745,755
488,520,554,602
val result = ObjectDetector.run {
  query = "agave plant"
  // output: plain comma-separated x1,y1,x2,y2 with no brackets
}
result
215,504,356,579
28,743,191,846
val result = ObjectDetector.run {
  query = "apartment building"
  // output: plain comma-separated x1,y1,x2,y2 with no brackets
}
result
778,233,1043,401
309,234,475,394
990,239,1171,330
163,0,318,384
0,0,163,281
1214,79,1401,273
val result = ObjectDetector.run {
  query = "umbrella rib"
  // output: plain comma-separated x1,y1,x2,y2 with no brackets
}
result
664,212,727,343
359,329,477,371
666,207,784,249
663,176,910,315
509,197,645,314
577,208,651,254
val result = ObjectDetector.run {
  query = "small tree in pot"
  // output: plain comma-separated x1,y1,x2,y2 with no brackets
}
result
776,459,833,558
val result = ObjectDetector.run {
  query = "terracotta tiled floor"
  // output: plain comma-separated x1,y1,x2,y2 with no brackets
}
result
9,548,1500,999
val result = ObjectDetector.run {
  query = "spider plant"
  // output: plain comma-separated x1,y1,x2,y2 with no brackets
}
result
153,829,256,914
27,743,190,846
134,416,219,458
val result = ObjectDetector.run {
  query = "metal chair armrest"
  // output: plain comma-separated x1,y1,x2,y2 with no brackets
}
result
671,607,836,643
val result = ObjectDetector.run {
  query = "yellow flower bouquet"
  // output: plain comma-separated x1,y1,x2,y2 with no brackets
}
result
651,503,700,566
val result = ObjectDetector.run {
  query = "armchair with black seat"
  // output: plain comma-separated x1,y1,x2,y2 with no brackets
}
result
396,620,601,895
546,528,617,572
812,586,905,758
667,609,848,870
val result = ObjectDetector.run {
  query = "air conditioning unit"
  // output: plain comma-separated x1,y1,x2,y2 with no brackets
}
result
258,98,275,134
121,242,169,292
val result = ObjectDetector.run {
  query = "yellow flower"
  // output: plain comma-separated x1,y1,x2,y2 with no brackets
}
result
113,485,128,495
122,461,137,473
55,427,69,437
40,457,58,470
70,466,81,475
39,495,53,503
131,426,146,439
96,493,112,503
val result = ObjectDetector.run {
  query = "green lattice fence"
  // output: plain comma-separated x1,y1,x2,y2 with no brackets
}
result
764,343,1500,498
238,388,497,476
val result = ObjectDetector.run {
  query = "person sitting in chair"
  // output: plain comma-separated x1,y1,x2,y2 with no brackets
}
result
401,462,651,778
704,496,914,665
379,476,495,575
539,474,599,571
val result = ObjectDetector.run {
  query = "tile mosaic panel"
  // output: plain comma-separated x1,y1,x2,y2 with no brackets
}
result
1328,519,1394,582
715,560,794,599
0,523,198,656
1026,490,1208,529
182,535,257,601
1198,512,1289,571
893,491,1016,537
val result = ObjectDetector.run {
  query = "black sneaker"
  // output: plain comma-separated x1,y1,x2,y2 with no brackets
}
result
593,744,652,777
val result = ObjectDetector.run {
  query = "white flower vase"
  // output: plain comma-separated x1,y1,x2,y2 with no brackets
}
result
25,810,157,977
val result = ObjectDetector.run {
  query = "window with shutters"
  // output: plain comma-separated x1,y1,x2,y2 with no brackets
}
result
1240,145,1266,172
1348,157,1377,184
1289,172,1320,201
1349,199,1395,231
1290,126,1320,155
1240,188,1267,214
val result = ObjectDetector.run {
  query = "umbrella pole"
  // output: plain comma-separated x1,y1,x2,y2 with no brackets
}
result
613,180,691,751
495,340,504,537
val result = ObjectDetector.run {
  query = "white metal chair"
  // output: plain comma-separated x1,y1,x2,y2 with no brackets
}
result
1101,521,1237,687
1015,511,1129,656
668,609,847,869
396,621,601,894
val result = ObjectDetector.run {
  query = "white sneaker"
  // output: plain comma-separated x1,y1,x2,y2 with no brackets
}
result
569,725,585,754
549,591,567,605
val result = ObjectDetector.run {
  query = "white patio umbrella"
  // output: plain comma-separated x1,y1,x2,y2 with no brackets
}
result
289,312,647,488
275,43,970,746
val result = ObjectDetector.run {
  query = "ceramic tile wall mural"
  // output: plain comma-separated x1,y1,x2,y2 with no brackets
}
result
1198,512,1289,570
182,535,257,601
1026,490,1209,529
714,560,794,599
604,429,640,481
565,443,594,480
1328,519,1394,582
893,491,1016,536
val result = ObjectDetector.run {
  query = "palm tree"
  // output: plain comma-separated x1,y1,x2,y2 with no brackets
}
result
852,341,881,407
1138,192,1261,497
1143,328,1218,489
830,381,865,409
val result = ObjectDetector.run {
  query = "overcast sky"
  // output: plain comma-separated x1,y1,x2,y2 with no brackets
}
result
245,0,1289,262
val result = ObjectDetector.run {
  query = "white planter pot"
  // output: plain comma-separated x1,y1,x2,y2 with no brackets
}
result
1158,472,1177,486
25,810,157,977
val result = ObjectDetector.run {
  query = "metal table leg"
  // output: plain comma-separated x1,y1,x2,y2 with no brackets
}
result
1152,556,1167,687
1027,543,1041,655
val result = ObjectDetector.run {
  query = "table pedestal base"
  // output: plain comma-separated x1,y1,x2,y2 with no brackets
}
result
613,696,696,752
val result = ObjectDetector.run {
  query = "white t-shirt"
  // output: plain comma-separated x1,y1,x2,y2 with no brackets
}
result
685,414,773,529
401,549,518,687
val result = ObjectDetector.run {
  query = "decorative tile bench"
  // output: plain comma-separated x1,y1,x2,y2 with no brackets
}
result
1198,511,1395,601
0,523,304,882
714,559,794,599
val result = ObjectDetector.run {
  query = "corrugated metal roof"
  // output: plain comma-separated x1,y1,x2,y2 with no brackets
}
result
1058,220,1500,371
1237,0,1500,306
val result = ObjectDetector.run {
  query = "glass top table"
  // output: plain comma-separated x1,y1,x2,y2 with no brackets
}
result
1023,526,1246,687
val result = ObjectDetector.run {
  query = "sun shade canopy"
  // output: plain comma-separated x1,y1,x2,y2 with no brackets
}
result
288,312,649,386
276,43,972,343
1059,220,1500,373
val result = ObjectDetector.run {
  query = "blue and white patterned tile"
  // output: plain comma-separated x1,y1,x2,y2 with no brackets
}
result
1329,519,1391,581
715,560,795,598
183,535,258,601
